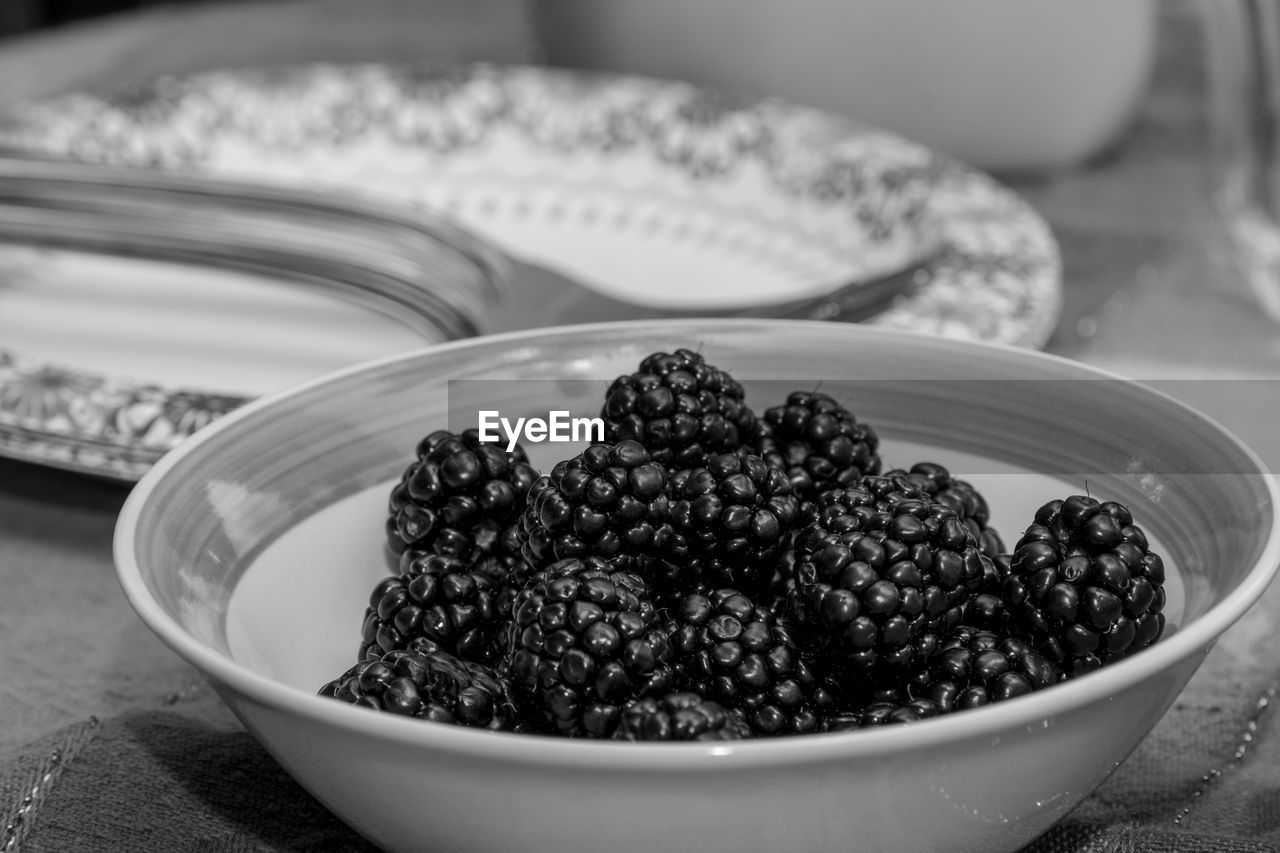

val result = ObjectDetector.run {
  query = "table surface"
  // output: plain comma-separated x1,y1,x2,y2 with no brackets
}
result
4,2,1280,852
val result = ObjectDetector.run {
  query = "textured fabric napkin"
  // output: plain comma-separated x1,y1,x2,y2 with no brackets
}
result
1,704,378,852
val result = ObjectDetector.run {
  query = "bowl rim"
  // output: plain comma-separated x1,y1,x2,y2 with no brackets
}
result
114,318,1280,768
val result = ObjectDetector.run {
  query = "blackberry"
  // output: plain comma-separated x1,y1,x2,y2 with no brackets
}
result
386,428,538,565
666,588,831,736
790,483,990,674
521,440,679,577
756,390,881,505
359,554,515,666
613,692,752,742
667,453,800,595
1004,496,1167,675
601,348,757,468
880,462,1005,558
319,646,519,731
908,625,1060,712
510,557,674,737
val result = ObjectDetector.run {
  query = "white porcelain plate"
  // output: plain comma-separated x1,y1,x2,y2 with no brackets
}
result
0,63,1061,480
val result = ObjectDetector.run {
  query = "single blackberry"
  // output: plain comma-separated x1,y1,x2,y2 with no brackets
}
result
613,692,752,742
510,557,674,737
790,483,991,674
666,588,832,736
667,453,800,595
756,390,881,505
521,440,680,578
359,553,514,666
386,428,538,565
907,625,1060,712
880,462,1005,558
601,349,757,468
1004,496,1166,675
319,646,519,731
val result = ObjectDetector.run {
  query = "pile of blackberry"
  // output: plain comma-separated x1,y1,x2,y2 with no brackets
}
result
317,349,1169,740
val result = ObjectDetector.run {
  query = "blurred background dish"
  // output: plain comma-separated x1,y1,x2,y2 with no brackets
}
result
0,63,1062,341
0,0,1160,175
536,0,1159,174
0,160,508,480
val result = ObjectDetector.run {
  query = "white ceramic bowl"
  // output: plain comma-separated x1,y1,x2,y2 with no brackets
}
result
114,320,1280,853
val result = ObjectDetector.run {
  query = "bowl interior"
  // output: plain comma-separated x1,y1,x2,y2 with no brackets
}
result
121,321,1275,710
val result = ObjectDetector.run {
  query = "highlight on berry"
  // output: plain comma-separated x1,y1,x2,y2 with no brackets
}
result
317,349,1168,741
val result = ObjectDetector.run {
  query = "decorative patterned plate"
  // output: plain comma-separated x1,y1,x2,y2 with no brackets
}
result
0,63,1061,481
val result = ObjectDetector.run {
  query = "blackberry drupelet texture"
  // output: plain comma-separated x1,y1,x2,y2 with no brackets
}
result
613,692,752,741
666,588,832,736
510,556,674,737
319,646,520,731
756,390,881,507
386,429,538,567
907,625,1061,712
880,462,1006,558
790,480,991,675
359,553,515,666
521,440,680,577
1003,496,1166,675
967,553,1014,632
667,453,800,596
601,349,757,468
